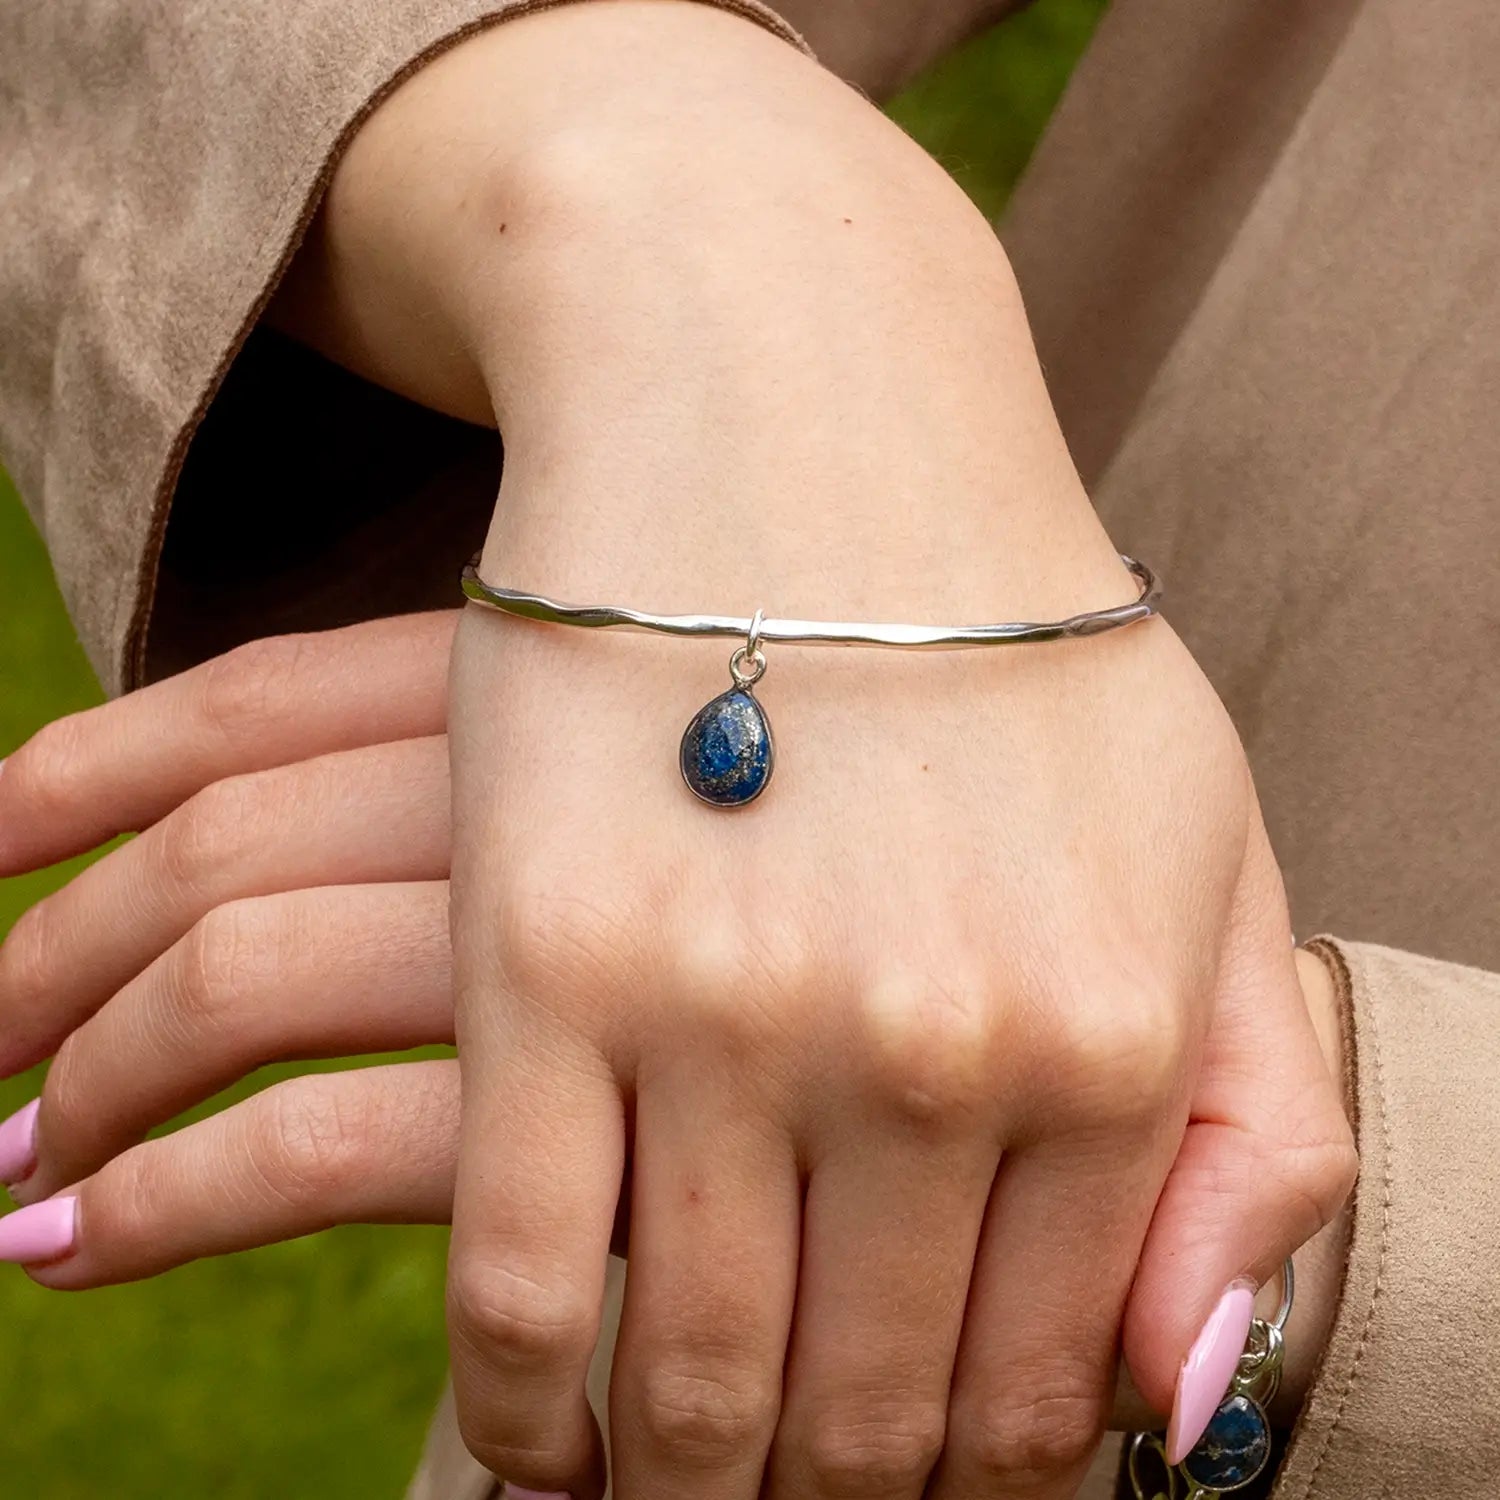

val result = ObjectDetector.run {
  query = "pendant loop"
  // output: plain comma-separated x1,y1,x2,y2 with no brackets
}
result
730,609,769,687
745,607,765,660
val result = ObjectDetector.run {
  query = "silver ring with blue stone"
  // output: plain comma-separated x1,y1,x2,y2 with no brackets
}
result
1129,1259,1293,1499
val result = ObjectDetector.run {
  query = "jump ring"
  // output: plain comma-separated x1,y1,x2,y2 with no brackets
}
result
729,645,767,687
746,607,765,660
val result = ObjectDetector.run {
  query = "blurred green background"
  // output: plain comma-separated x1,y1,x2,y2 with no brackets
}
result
0,5,1102,1494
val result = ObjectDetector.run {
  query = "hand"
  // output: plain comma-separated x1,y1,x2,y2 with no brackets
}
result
265,8,1361,1496
0,615,459,1247
0,618,1350,1445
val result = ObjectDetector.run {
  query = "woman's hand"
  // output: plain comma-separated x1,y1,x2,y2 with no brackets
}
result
0,618,1350,1448
262,6,1362,1495
0,614,459,1210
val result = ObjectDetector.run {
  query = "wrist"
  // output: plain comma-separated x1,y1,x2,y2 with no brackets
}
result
467,74,1123,616
273,0,1126,614
464,29,1123,612
269,0,827,426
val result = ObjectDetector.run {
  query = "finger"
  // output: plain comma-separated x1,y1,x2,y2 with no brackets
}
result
1123,830,1359,1463
931,1122,1177,1500
0,1061,460,1287
448,1007,622,1500
0,736,450,1075
609,1069,799,1500
8,882,453,1203
0,611,456,876
767,1133,995,1500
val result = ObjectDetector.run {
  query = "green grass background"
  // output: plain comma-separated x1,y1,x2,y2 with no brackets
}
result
0,6,1102,1493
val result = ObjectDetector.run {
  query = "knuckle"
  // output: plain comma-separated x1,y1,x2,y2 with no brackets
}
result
198,634,314,740
673,905,762,1004
44,1029,92,1138
88,1136,163,1240
454,1416,576,1493
0,898,54,1013
1320,1132,1362,1205
161,775,260,893
4,716,89,821
962,1387,1103,1483
250,1076,374,1208
1274,1125,1360,1234
492,881,573,994
490,861,635,1003
448,1256,598,1372
669,904,810,1048
1045,986,1187,1126
803,1401,947,1496
634,1354,780,1465
171,900,277,1033
858,966,994,1127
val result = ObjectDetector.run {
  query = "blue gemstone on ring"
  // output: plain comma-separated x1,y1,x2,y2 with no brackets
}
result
680,689,773,806
1181,1394,1272,1492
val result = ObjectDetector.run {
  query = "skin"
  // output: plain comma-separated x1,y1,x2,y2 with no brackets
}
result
6,5,1358,1495
0,615,1350,1445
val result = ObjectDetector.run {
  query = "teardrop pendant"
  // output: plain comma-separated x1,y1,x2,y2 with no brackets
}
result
679,686,774,806
1127,1393,1273,1500
1178,1394,1272,1492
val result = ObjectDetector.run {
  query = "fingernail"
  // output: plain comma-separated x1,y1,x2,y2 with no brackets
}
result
1166,1280,1256,1465
502,1489,572,1500
0,1099,39,1185
0,1196,77,1264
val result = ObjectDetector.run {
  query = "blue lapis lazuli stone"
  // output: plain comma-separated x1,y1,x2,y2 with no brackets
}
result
1180,1394,1272,1492
679,689,773,806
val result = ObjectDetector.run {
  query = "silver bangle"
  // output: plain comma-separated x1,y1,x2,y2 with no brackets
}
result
461,554,1162,807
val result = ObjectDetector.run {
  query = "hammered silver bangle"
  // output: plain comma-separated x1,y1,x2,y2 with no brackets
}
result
461,554,1162,808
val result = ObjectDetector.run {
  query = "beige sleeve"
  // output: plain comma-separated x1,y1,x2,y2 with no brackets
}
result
0,0,1029,698
1256,937,1500,1498
1106,937,1500,1499
0,0,808,696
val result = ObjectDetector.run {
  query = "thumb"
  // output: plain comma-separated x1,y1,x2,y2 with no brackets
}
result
1122,827,1358,1464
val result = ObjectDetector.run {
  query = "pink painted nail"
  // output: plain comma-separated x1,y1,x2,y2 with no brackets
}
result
1166,1281,1256,1465
0,1196,77,1264
0,1099,39,1185
502,1489,572,1500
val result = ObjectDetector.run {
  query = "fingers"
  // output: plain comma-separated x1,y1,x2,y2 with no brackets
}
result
1122,831,1358,1460
930,1129,1174,1500
9,882,453,1203
609,1071,799,1500
0,1061,460,1288
931,973,1195,1500
0,612,456,876
0,735,450,1075
766,1132,994,1500
448,1006,623,1500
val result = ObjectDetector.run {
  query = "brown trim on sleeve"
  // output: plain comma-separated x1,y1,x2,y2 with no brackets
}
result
1284,939,1392,1497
